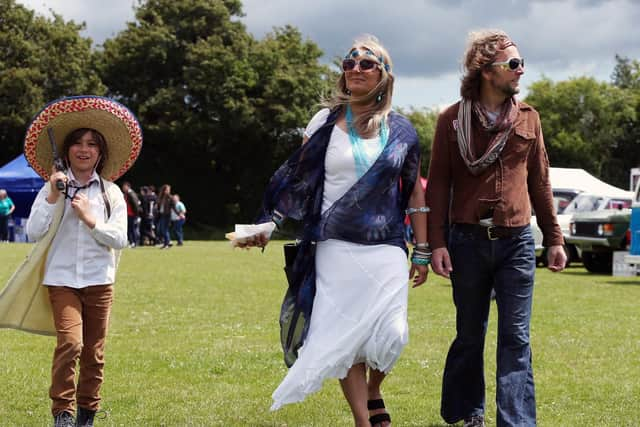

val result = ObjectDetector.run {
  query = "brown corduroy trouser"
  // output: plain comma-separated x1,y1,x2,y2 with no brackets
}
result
47,285,113,416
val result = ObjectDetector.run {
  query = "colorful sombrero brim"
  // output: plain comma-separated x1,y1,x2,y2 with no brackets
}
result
24,96,143,181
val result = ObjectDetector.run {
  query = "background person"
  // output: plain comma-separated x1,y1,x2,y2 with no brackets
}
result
23,96,142,427
121,181,142,247
0,189,15,242
426,30,566,427
250,35,428,427
156,184,174,249
170,193,186,246
139,186,157,245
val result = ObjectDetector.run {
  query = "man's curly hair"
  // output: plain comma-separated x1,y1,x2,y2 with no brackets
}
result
460,30,516,100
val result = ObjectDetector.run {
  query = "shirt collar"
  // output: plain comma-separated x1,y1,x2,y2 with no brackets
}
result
67,169,100,187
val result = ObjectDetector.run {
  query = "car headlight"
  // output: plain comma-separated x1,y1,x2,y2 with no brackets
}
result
597,223,615,236
602,223,615,236
570,222,576,235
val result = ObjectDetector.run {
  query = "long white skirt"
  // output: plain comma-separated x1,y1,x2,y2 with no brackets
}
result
271,238,409,410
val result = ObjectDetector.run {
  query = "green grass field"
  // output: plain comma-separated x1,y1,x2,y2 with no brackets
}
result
1,241,639,426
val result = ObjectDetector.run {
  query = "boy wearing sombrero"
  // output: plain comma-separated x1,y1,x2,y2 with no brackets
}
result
22,96,142,427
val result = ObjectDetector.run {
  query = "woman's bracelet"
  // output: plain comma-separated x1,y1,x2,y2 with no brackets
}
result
405,206,430,215
411,255,431,265
413,247,432,256
415,243,430,250
411,247,432,265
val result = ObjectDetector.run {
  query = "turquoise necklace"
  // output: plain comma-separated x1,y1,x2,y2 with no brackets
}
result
345,104,389,178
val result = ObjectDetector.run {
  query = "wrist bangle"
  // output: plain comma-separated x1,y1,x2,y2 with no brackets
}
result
271,210,285,229
405,206,430,215
415,243,430,249
411,256,431,265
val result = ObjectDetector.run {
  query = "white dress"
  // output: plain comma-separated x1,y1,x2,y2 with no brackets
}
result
271,109,409,410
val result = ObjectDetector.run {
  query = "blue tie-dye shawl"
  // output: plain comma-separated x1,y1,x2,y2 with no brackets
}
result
256,108,420,366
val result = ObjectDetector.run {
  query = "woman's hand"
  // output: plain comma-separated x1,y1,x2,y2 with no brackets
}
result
409,263,428,288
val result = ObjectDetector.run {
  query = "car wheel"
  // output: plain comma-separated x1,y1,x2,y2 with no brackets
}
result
582,251,613,274
562,244,572,268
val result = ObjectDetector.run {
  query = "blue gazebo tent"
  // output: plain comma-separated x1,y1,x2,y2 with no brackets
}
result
0,154,45,218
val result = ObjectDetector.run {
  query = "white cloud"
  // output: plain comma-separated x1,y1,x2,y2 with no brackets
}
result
14,0,640,109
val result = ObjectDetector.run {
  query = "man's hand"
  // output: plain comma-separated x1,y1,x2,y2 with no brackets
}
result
431,247,453,278
546,245,567,272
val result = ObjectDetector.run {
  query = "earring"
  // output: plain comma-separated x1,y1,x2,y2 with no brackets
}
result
345,88,352,96
376,92,383,103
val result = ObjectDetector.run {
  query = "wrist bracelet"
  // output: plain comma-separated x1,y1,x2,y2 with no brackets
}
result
415,243,430,249
271,210,285,229
405,206,430,215
411,256,431,265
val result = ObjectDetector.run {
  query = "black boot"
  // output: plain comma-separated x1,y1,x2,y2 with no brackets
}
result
76,407,96,427
53,411,75,427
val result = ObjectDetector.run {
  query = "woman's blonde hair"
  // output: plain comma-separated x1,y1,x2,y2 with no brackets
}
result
323,34,394,135
460,29,515,100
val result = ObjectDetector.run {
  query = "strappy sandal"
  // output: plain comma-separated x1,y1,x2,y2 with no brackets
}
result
367,398,391,426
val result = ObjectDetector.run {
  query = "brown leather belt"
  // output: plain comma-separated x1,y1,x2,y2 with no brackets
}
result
453,223,527,240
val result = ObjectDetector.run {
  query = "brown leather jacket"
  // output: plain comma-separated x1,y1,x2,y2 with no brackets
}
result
426,100,563,249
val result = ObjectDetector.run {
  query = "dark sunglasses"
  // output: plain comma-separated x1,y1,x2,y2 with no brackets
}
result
491,57,525,71
342,58,380,72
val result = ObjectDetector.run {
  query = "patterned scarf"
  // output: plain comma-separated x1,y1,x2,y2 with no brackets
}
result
456,97,518,175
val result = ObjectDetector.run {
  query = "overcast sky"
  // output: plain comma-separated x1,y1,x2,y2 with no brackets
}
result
16,0,640,110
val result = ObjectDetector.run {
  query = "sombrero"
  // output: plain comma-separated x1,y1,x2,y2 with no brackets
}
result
24,95,143,181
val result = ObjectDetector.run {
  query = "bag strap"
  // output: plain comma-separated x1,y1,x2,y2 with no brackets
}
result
99,177,111,219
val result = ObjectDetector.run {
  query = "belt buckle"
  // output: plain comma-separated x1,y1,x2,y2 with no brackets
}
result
486,225,499,240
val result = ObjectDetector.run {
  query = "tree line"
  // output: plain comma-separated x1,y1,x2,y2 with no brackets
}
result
1,0,639,229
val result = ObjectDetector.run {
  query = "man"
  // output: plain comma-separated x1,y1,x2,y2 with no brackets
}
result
122,181,142,247
170,193,186,246
139,186,157,246
426,30,566,427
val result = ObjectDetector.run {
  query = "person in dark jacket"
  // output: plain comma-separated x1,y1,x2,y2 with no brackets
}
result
121,181,142,247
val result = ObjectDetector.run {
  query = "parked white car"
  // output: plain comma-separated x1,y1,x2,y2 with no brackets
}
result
532,168,634,266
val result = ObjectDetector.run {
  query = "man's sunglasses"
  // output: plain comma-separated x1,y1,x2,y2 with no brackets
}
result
491,57,525,71
342,58,381,73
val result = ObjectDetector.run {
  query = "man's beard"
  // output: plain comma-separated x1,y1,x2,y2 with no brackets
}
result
500,81,520,97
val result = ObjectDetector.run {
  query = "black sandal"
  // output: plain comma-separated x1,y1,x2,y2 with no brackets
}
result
368,398,391,426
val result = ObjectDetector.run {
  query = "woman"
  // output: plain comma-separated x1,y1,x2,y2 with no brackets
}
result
23,96,142,427
156,184,174,249
252,35,430,426
0,189,15,242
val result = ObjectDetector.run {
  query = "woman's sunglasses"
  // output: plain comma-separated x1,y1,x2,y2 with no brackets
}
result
342,58,381,73
491,57,525,71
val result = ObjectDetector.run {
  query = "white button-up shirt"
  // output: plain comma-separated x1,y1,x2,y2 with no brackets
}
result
26,170,127,288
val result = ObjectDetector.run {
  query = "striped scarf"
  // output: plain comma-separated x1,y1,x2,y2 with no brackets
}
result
456,97,517,175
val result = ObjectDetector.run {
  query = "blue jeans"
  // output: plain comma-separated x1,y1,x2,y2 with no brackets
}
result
441,224,536,427
172,219,184,245
157,215,171,246
127,216,140,245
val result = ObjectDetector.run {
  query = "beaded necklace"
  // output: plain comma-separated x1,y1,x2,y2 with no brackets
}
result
345,104,389,178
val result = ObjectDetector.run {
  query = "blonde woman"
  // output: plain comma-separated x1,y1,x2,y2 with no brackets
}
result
253,35,429,426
